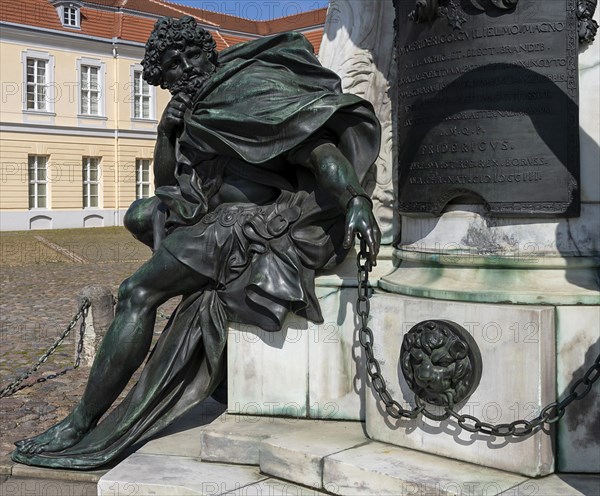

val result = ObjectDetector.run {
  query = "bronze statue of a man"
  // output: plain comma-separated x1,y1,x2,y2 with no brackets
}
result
13,16,381,469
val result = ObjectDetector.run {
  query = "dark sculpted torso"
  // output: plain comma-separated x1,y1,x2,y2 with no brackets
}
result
196,152,298,211
210,171,280,209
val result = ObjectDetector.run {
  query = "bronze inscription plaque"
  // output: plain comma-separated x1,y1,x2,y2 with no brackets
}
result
396,0,580,217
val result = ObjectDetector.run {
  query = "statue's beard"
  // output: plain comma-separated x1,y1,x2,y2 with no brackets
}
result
167,66,216,97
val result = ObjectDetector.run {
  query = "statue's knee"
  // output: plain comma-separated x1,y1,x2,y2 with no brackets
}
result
118,278,151,309
117,278,133,303
124,197,158,239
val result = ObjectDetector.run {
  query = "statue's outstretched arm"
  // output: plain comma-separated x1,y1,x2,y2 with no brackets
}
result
305,143,381,264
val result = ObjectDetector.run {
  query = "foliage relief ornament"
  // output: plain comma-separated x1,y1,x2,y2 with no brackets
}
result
577,0,598,43
408,0,518,28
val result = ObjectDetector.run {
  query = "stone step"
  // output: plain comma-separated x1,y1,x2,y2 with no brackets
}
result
201,413,368,489
322,441,527,496
507,474,600,496
259,421,368,489
98,410,599,496
198,414,528,495
135,399,225,458
222,479,331,495
200,414,298,465
97,453,267,496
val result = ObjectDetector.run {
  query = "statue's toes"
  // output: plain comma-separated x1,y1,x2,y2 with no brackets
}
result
21,443,36,454
22,440,43,454
16,440,32,452
33,444,46,454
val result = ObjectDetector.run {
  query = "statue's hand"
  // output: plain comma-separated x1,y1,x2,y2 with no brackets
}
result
158,93,192,138
343,197,381,266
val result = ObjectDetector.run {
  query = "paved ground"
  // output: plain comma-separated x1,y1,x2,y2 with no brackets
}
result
0,227,179,465
0,476,97,495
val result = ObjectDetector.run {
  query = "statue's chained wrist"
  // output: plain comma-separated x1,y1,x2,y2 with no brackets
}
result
342,185,373,211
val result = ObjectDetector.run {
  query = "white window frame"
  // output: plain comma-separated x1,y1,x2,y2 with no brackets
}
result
53,1,82,29
21,50,55,114
130,65,156,121
136,159,153,199
82,157,101,208
77,58,106,118
28,155,49,210
63,6,79,26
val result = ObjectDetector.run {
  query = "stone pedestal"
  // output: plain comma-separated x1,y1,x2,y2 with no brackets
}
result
556,306,600,473
365,293,556,477
227,247,394,421
368,11,600,473
318,0,398,245
225,0,599,479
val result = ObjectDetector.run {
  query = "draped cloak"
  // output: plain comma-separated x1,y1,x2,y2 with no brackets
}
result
12,32,380,469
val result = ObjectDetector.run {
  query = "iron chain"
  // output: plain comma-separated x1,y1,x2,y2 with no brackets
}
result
356,237,423,420
355,238,599,435
0,298,90,398
446,352,600,437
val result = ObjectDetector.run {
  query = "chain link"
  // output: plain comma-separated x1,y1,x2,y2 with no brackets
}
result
356,237,423,420
445,352,600,437
0,298,90,399
355,238,600,435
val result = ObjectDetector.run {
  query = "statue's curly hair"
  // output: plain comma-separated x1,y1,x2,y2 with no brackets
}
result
141,16,218,88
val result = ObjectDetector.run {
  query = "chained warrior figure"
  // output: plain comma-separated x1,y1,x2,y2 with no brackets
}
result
13,16,381,469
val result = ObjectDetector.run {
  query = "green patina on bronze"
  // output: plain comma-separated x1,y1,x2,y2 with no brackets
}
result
12,16,381,469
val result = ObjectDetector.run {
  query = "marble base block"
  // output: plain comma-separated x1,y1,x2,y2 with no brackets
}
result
227,288,364,420
556,305,600,473
200,414,297,465
365,292,556,477
259,421,367,489
227,316,310,418
227,248,392,421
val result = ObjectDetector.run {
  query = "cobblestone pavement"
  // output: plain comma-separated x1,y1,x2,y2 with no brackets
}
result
0,227,179,461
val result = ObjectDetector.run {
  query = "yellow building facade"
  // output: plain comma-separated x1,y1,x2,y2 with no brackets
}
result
0,0,326,230
1,17,169,230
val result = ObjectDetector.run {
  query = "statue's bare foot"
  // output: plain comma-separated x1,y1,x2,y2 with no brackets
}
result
15,413,90,454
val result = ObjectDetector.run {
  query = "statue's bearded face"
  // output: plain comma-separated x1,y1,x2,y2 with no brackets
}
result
160,44,216,96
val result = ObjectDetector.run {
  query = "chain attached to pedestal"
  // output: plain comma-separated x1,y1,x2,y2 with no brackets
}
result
355,238,600,436
0,298,90,399
356,237,423,420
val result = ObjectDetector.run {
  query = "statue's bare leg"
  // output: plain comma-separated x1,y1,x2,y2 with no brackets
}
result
16,247,206,454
